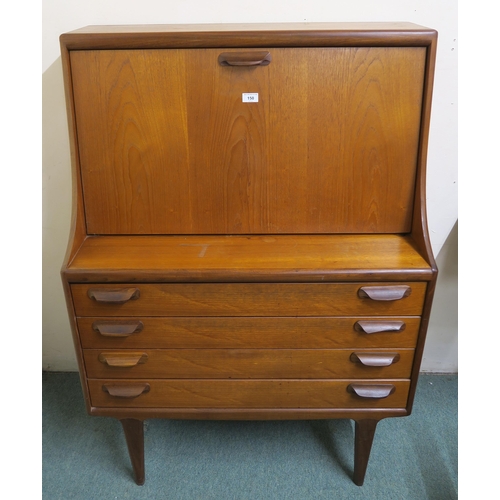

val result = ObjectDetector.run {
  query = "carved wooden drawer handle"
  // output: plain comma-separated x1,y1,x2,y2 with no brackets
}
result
98,352,148,367
102,383,150,398
218,51,272,66
87,288,140,304
347,384,396,399
358,285,411,301
350,352,400,367
92,320,144,337
354,321,406,334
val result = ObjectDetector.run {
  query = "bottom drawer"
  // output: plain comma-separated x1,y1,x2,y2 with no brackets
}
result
88,379,410,409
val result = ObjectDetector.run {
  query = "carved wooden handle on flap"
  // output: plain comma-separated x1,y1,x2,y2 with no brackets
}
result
347,384,396,399
102,383,150,398
87,287,140,304
218,51,272,66
358,285,411,301
354,321,406,334
92,320,144,337
350,352,400,367
98,352,148,367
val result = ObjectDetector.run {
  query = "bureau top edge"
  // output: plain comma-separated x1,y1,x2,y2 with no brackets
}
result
60,23,437,50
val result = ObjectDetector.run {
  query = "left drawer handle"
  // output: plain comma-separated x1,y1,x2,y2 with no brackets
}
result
102,383,150,398
87,288,140,304
98,352,148,367
350,352,400,367
92,320,144,337
358,285,411,301
347,384,396,399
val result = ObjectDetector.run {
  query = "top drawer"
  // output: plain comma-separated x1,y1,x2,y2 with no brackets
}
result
71,282,426,317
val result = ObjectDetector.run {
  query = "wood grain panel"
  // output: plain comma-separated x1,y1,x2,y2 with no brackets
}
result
71,282,427,317
70,47,424,234
84,348,414,379
88,379,410,408
71,49,191,233
268,47,425,233
183,50,270,233
78,316,421,349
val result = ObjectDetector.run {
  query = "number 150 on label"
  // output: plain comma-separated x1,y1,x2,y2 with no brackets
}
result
242,93,259,103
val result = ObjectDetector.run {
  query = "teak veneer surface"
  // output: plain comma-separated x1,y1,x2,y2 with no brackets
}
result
78,316,421,349
66,234,432,282
71,47,424,235
88,379,411,409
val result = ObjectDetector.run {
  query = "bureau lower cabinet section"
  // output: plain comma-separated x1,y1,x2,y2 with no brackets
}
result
75,282,422,410
60,24,438,486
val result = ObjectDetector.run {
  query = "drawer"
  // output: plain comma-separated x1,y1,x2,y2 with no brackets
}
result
88,379,410,409
72,283,426,317
78,316,421,349
83,348,415,379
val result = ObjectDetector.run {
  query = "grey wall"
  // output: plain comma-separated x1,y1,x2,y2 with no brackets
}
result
421,221,458,373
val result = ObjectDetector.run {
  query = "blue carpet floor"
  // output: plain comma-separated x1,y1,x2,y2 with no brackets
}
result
42,372,457,499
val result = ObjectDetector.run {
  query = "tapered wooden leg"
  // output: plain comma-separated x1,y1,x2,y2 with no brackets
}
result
120,419,145,485
353,419,379,486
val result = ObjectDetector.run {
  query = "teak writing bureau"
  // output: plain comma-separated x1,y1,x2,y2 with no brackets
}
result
60,23,438,486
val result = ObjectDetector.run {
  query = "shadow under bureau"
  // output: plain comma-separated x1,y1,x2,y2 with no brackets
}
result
60,23,438,486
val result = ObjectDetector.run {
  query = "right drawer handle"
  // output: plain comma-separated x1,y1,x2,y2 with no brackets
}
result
347,384,396,399
102,383,150,398
87,288,140,304
350,352,400,367
92,320,144,337
358,285,411,301
354,321,406,334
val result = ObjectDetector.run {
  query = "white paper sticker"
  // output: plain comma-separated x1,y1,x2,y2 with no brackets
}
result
242,93,259,103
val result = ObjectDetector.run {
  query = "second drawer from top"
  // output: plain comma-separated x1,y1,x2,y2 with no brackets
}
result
78,316,420,349
72,282,426,317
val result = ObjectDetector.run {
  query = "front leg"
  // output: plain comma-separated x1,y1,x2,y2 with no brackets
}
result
353,419,379,486
120,419,145,485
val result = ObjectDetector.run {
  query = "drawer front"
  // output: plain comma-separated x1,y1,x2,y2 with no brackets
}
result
72,283,426,317
78,316,421,349
84,348,414,379
88,379,410,409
